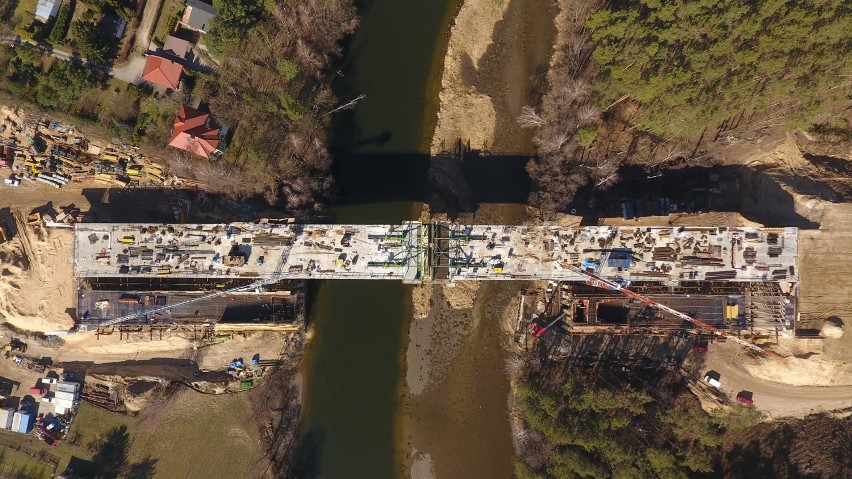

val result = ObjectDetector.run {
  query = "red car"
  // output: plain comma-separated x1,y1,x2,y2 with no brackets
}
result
736,391,754,406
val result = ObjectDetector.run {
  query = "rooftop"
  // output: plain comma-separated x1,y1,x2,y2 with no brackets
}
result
168,106,219,157
162,35,190,59
182,0,217,33
34,0,59,21
141,55,183,89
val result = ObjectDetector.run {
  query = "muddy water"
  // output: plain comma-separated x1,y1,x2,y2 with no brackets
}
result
299,0,462,478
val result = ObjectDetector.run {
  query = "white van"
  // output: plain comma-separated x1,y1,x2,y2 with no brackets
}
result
704,370,721,388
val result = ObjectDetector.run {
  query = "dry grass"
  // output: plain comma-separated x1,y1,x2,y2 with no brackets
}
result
128,388,265,478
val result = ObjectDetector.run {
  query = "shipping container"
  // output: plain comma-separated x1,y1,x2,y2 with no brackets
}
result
17,412,32,433
11,412,20,432
0,408,13,429
56,381,80,395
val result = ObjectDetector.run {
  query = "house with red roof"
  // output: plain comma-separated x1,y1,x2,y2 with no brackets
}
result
169,106,220,158
142,55,183,90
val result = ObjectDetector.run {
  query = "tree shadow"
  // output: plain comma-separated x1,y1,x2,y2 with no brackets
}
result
89,426,158,479
91,425,130,479
288,428,325,479
125,456,158,479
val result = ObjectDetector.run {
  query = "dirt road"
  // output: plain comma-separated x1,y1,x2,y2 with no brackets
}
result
134,0,163,54
701,342,852,418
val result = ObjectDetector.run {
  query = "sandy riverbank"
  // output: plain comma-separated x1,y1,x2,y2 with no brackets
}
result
430,0,556,155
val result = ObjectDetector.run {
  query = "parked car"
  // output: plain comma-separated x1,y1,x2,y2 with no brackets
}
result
41,377,57,384
736,391,754,406
703,370,721,388
4,175,20,187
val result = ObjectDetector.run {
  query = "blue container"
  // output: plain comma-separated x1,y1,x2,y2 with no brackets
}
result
17,412,32,434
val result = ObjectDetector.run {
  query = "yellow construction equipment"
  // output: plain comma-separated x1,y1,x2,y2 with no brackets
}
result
2,338,27,354
26,212,41,227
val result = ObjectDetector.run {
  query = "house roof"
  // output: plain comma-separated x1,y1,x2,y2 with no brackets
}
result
141,55,182,89
183,0,217,33
163,35,190,59
34,0,59,21
169,106,220,158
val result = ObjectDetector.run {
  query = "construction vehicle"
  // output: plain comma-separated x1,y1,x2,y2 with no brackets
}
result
25,212,41,227
565,265,784,360
2,338,27,355
704,371,721,388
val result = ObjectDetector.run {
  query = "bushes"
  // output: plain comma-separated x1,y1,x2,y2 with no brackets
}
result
47,4,72,45
514,375,747,478
35,61,98,110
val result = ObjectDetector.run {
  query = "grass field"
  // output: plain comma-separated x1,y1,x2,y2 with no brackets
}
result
0,386,264,478
128,389,264,478
9,0,38,28
0,444,55,479
151,0,181,45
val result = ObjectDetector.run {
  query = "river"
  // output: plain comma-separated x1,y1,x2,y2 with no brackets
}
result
298,0,462,478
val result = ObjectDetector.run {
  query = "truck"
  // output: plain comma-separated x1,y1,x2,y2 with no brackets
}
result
28,387,46,396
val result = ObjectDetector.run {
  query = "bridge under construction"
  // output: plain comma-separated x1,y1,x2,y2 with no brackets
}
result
68,222,799,339
73,221,798,287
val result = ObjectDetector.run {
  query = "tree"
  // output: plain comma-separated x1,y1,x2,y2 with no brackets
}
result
35,61,98,110
70,20,110,63
207,0,263,55
47,4,72,45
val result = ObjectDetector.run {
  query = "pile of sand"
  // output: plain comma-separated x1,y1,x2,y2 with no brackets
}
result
441,282,480,310
821,321,845,339
56,333,194,363
0,218,75,332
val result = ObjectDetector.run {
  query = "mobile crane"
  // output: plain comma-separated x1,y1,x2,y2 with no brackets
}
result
565,265,784,360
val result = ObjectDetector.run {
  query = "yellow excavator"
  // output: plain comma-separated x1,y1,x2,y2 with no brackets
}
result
2,338,27,356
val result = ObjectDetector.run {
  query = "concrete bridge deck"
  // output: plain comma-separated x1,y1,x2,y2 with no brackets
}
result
73,222,798,287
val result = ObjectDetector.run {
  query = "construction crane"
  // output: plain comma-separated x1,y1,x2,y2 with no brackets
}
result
78,231,300,332
566,265,785,360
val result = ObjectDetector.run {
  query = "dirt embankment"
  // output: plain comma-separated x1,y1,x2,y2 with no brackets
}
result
430,0,556,155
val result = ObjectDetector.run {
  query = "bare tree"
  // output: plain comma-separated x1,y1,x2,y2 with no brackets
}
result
577,103,601,126
516,105,546,128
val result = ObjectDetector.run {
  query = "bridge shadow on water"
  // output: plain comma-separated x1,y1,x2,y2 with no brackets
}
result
331,149,532,218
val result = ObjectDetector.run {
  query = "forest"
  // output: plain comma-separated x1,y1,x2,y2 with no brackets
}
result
201,0,358,214
510,354,852,479
523,0,851,212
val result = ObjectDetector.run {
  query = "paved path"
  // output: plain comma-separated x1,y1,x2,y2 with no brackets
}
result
0,36,144,84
